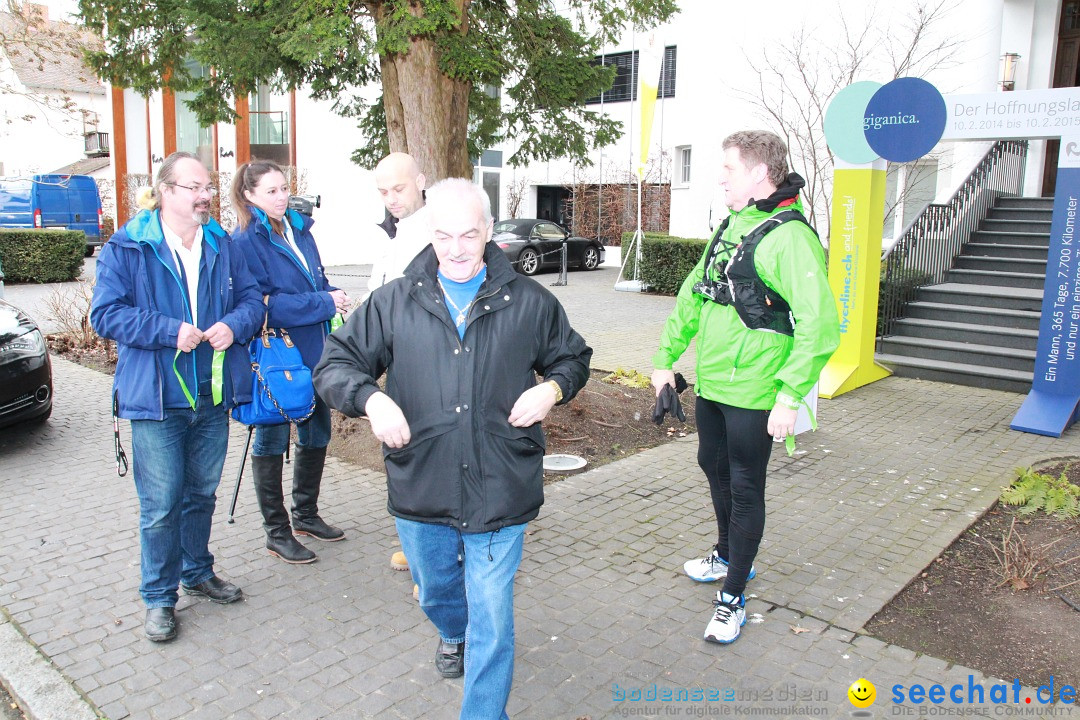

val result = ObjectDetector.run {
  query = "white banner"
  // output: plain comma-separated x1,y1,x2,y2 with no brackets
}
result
942,87,1080,141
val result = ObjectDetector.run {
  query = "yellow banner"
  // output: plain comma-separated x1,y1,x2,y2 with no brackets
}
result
819,165,892,397
637,34,664,179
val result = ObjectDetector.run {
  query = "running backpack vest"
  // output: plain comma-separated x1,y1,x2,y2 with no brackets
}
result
693,209,815,337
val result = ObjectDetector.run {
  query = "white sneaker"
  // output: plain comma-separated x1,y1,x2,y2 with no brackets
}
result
683,548,756,583
704,592,746,644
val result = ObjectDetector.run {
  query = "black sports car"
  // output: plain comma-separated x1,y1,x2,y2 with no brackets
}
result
493,219,605,276
0,297,52,428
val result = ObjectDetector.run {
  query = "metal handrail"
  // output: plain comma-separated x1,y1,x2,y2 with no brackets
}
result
877,139,1028,341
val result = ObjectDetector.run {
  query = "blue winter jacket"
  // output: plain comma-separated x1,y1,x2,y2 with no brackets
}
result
230,208,338,371
90,209,265,420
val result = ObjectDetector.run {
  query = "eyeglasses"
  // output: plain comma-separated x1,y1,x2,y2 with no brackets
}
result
169,182,218,197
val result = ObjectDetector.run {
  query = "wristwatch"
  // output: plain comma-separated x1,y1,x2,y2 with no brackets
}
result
545,379,564,403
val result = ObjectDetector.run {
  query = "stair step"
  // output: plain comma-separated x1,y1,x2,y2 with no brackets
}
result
954,255,1047,273
970,230,1051,247
891,317,1038,349
947,268,1045,290
980,218,1053,233
877,336,1035,371
988,208,1055,222
964,242,1049,260
996,197,1056,210
875,353,1033,394
917,283,1043,312
904,301,1041,330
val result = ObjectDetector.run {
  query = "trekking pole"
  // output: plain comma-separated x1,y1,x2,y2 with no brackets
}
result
228,425,255,523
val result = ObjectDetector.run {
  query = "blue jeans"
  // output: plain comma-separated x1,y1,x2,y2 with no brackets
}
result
395,518,525,720
129,396,229,608
252,393,331,456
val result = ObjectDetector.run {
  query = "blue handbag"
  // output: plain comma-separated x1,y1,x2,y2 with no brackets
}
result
231,308,316,425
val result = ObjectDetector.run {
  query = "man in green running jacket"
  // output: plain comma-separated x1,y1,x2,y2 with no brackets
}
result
651,130,840,645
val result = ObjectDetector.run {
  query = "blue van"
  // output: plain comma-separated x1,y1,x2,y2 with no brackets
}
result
0,174,103,256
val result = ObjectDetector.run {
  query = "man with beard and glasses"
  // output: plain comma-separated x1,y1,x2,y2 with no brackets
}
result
91,151,264,642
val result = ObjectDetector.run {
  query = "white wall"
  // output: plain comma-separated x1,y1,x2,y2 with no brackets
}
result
293,92,385,266
497,0,1050,242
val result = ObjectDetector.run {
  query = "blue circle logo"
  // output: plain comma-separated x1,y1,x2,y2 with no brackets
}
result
863,77,946,163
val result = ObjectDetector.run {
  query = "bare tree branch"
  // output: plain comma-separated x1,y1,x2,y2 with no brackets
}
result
731,0,957,241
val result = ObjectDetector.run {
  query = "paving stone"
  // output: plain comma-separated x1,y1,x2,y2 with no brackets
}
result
1,275,1074,718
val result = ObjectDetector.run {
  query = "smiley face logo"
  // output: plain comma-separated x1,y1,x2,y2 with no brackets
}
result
848,678,876,708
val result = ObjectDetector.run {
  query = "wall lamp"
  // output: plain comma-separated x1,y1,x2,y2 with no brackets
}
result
1000,52,1021,91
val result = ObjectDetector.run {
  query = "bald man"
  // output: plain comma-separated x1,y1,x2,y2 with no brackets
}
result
365,152,430,298
366,153,431,574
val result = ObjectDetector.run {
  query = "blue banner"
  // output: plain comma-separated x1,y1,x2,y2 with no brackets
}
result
1012,160,1080,436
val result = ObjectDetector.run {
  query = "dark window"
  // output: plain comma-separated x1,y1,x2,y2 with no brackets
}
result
659,46,677,99
584,46,676,105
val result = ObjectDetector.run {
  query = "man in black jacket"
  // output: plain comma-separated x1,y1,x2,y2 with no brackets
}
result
314,178,591,720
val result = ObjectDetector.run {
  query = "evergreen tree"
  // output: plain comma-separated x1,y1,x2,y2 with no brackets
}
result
79,0,677,179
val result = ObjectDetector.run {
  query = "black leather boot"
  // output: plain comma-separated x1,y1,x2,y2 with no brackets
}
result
291,445,345,542
252,454,317,564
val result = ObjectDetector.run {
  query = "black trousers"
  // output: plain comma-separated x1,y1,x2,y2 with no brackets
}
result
695,395,773,597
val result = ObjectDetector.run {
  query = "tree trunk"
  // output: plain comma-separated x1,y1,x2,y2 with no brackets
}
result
375,1,473,181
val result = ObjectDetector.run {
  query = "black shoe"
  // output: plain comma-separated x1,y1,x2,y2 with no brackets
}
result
434,639,465,678
144,607,177,642
181,575,243,604
266,531,318,564
293,516,345,542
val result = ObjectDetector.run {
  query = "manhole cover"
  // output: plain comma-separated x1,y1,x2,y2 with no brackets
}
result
543,454,587,473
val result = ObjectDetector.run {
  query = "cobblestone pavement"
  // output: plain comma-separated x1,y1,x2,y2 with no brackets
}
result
1,265,1078,719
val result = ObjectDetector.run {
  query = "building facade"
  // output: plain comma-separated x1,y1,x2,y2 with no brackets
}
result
95,0,1077,264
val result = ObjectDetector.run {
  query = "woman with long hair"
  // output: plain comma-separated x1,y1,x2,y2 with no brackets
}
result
230,160,351,563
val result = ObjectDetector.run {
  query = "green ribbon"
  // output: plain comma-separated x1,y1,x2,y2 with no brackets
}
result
784,401,818,457
172,348,226,409
211,349,224,405
330,312,344,331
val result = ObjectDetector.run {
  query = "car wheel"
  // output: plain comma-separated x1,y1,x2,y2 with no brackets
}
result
583,245,600,270
518,248,540,276
84,246,95,257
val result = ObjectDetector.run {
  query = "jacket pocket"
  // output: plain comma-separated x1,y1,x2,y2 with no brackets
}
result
479,419,545,526
383,415,458,519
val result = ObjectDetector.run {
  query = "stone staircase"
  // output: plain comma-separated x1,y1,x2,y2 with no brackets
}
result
876,196,1050,394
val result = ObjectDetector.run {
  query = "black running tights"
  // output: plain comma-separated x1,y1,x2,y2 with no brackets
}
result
695,396,773,597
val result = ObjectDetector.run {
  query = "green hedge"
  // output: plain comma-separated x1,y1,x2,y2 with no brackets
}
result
0,229,86,283
621,231,708,295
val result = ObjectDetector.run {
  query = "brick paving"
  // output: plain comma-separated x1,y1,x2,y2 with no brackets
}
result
1,264,1078,719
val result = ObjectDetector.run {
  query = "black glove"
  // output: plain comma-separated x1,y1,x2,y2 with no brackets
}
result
673,372,688,394
652,383,686,425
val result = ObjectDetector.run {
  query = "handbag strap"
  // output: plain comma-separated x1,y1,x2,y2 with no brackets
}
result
258,295,296,349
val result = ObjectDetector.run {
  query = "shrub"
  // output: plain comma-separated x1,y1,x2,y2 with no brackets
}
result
0,229,86,283
101,216,115,240
622,231,708,295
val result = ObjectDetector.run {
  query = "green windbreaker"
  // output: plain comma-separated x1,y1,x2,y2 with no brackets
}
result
652,174,840,410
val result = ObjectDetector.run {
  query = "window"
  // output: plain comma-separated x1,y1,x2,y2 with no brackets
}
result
883,159,938,238
175,58,214,170
677,146,691,184
584,46,677,105
533,222,566,240
473,149,503,220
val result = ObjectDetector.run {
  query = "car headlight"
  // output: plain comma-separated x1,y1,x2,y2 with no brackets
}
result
0,329,45,359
